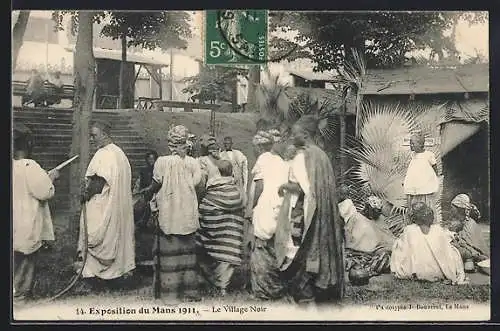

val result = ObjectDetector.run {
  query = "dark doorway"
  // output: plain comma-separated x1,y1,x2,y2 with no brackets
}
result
442,122,489,222
96,59,135,109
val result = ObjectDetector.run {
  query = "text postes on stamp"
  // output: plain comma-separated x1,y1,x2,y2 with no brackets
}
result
205,10,268,66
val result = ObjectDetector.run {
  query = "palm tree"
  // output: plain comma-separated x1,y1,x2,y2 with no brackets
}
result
255,68,339,149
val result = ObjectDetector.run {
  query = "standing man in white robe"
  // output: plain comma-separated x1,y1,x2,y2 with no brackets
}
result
221,136,248,205
76,119,135,281
13,126,60,302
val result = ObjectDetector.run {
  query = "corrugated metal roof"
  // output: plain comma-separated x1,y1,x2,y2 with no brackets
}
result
359,64,489,95
288,70,335,82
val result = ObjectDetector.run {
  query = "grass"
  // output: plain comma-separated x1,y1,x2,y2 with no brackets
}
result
26,214,490,308
129,111,259,167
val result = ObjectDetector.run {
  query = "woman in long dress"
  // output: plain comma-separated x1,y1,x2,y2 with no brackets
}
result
390,201,467,284
196,160,246,296
274,115,345,304
145,125,203,302
248,129,290,300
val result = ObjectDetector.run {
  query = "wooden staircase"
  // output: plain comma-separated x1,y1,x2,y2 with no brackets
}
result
13,107,152,215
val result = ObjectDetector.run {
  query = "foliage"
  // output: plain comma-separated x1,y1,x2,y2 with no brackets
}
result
52,11,192,51
255,69,339,149
255,68,290,126
342,101,446,236
269,11,488,70
181,64,247,103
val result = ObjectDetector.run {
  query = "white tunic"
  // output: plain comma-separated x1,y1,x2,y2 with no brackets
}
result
403,150,439,195
13,159,55,255
78,143,135,279
251,152,289,240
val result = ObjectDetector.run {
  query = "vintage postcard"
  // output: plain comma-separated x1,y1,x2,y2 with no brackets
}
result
11,9,490,322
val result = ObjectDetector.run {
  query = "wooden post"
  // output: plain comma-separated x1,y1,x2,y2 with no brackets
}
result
339,103,347,177
158,67,163,101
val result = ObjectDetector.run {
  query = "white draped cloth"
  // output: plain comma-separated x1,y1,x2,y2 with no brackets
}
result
251,152,289,241
13,159,55,255
78,144,136,279
390,224,467,284
153,154,202,235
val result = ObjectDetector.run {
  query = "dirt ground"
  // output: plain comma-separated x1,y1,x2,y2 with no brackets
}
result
12,216,490,321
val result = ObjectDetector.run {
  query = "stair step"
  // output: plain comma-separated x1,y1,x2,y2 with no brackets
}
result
14,120,133,128
27,134,142,140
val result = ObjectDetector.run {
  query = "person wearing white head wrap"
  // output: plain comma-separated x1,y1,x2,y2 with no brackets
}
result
444,194,489,262
247,128,290,300
144,125,203,301
338,197,395,275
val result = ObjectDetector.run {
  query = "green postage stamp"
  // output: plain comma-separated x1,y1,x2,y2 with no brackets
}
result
204,10,269,65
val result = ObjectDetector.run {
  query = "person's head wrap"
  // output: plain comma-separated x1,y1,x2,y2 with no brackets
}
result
367,196,383,210
91,119,112,135
186,134,196,148
167,125,189,148
252,130,274,146
452,194,480,218
268,129,282,143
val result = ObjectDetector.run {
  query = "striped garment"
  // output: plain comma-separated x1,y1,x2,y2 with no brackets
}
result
196,177,245,266
154,232,200,300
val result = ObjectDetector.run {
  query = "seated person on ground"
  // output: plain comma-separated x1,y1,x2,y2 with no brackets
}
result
338,185,395,276
442,193,489,263
390,201,468,285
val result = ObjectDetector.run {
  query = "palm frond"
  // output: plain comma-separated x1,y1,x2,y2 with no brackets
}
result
255,68,291,126
335,49,367,136
342,101,446,233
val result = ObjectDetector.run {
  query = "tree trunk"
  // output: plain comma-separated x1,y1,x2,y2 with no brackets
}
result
12,10,31,71
119,33,127,109
246,66,260,112
69,11,95,231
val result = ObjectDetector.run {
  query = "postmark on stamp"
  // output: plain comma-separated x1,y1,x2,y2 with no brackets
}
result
204,10,269,65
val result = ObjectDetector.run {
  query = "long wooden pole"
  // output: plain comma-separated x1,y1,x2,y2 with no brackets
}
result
339,103,347,177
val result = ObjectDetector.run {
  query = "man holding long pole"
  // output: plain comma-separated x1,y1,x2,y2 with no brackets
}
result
13,125,60,303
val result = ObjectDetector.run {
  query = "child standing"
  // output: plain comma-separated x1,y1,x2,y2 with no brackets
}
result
403,132,441,223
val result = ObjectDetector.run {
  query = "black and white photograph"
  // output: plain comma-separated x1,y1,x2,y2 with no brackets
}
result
11,10,490,322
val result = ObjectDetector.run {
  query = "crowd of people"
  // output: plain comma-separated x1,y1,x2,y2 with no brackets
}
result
12,115,489,306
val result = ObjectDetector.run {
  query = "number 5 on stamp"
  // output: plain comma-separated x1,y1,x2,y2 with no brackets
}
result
204,10,268,65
